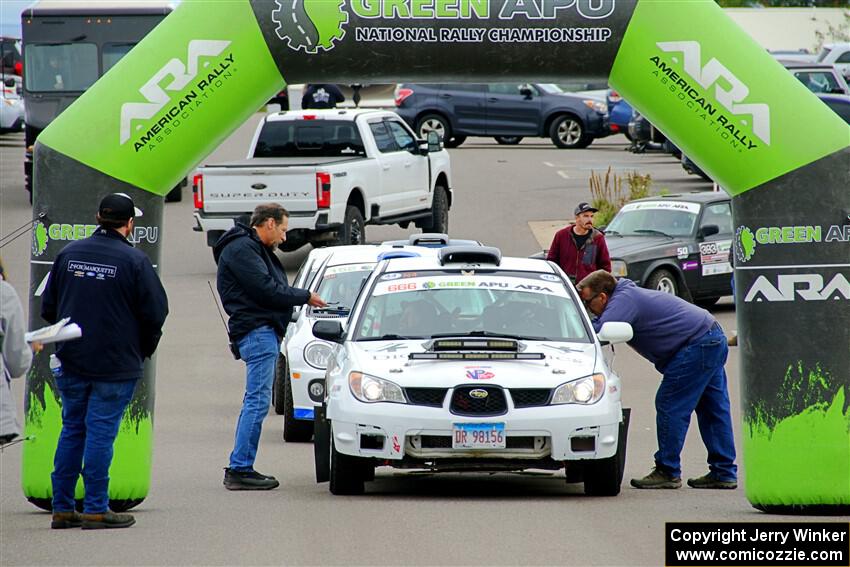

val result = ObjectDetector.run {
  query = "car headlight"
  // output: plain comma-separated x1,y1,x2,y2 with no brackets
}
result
551,374,605,405
583,99,608,114
349,371,406,404
304,341,333,369
611,260,628,277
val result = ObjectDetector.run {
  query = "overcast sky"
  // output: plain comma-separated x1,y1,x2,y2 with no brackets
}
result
0,0,34,38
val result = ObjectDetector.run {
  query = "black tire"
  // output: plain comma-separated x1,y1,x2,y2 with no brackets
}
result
549,115,592,149
165,185,182,203
416,113,452,144
695,296,721,308
583,410,629,496
494,136,523,145
282,357,313,442
329,436,367,495
333,205,366,246
443,136,466,148
273,354,286,415
421,186,448,234
645,269,679,297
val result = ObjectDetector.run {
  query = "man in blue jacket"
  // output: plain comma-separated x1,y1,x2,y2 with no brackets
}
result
42,193,169,529
215,203,325,490
577,270,737,490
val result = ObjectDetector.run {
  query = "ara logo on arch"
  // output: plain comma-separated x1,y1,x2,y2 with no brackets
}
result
656,41,770,147
744,273,850,302
119,39,232,147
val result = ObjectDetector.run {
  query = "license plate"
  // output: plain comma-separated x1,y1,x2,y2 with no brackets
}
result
452,423,505,449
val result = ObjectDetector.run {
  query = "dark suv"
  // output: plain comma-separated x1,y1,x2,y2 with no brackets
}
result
394,83,609,149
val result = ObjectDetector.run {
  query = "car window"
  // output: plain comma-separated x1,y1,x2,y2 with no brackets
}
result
315,264,375,309
440,83,486,93
369,122,398,153
822,98,850,124
487,83,531,96
793,71,840,94
254,120,366,157
607,201,700,237
837,52,850,64
102,43,136,74
293,258,315,289
385,120,417,151
700,202,733,235
355,274,589,342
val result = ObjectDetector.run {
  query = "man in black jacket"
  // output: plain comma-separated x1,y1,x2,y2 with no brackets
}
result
301,84,345,109
42,193,168,529
214,203,325,490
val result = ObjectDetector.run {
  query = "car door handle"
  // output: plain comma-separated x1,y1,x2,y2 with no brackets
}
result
487,97,498,102
382,164,391,171
438,94,452,99
404,161,412,168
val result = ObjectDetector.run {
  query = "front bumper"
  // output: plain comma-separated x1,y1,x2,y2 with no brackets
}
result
328,392,622,463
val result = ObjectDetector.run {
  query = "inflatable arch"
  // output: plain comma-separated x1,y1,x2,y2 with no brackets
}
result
25,0,849,513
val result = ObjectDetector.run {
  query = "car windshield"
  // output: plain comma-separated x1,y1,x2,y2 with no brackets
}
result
254,119,367,157
354,273,591,342
24,43,98,92
606,201,700,237
315,263,375,310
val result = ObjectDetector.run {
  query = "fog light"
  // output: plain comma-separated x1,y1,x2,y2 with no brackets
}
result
308,379,325,402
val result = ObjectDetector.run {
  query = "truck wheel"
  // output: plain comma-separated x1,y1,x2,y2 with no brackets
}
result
549,115,592,149
417,113,452,143
165,185,182,203
494,136,523,145
444,136,466,148
329,436,367,495
422,186,449,234
645,269,679,297
334,205,366,246
282,357,313,442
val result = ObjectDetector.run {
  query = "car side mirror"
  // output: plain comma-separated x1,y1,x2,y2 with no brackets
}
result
313,320,345,344
597,322,633,346
519,85,533,99
4,78,15,88
699,224,720,239
416,138,430,155
427,131,441,152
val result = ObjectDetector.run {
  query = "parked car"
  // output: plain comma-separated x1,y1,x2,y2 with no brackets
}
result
0,77,24,134
394,83,609,149
193,109,452,254
816,42,850,80
604,192,734,306
768,48,817,64
607,90,633,139
312,246,633,495
817,92,850,124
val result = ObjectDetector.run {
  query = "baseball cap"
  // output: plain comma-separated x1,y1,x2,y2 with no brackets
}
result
574,202,598,216
98,193,143,221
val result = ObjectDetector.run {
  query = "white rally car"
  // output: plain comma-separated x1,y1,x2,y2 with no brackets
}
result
312,246,634,495
275,235,478,441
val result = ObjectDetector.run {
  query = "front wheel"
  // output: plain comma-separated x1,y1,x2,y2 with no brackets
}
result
281,358,313,442
329,437,369,495
333,205,366,246
549,115,592,149
420,186,448,234
645,269,679,297
583,409,629,496
494,136,523,145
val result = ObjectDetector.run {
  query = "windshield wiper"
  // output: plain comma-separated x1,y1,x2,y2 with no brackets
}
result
312,305,350,313
603,229,620,236
633,229,673,238
358,334,424,341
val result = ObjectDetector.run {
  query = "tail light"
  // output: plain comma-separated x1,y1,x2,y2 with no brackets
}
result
316,172,331,209
14,61,23,76
395,87,413,107
302,114,316,120
193,173,204,209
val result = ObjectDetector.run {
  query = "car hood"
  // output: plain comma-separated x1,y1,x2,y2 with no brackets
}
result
606,235,685,259
346,340,598,388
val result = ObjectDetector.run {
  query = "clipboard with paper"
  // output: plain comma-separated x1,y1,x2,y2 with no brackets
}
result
25,317,82,345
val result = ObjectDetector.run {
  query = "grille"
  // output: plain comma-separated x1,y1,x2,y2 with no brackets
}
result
450,386,507,416
510,388,552,408
418,435,536,449
405,387,448,407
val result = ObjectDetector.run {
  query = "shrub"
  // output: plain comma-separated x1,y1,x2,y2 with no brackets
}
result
588,167,653,227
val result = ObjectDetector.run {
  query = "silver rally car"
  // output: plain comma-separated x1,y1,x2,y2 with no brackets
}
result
312,246,634,495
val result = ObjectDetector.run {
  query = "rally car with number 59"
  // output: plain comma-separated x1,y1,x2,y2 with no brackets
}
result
312,246,634,496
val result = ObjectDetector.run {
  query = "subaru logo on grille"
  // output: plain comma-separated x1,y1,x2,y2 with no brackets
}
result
469,389,489,399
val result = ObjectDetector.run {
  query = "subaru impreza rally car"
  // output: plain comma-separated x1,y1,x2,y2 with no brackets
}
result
312,246,634,495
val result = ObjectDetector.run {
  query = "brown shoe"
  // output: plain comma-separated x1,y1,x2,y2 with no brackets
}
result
687,474,737,489
630,467,682,489
80,511,135,530
51,511,82,529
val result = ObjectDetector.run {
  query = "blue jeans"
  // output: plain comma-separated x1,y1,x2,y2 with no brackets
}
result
654,323,737,481
229,326,279,471
51,370,138,514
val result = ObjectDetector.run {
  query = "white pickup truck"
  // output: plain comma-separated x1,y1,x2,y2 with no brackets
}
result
192,109,453,251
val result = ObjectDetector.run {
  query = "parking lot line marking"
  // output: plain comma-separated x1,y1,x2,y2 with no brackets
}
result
557,171,570,179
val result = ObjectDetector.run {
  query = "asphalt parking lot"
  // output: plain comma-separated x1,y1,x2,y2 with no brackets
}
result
0,122,827,566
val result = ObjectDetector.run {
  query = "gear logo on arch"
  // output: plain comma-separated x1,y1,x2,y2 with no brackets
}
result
272,0,348,54
734,225,756,264
32,220,48,257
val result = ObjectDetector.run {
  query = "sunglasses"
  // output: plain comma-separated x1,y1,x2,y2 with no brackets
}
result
582,292,600,307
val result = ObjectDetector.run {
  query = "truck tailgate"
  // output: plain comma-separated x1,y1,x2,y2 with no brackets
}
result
200,165,319,215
